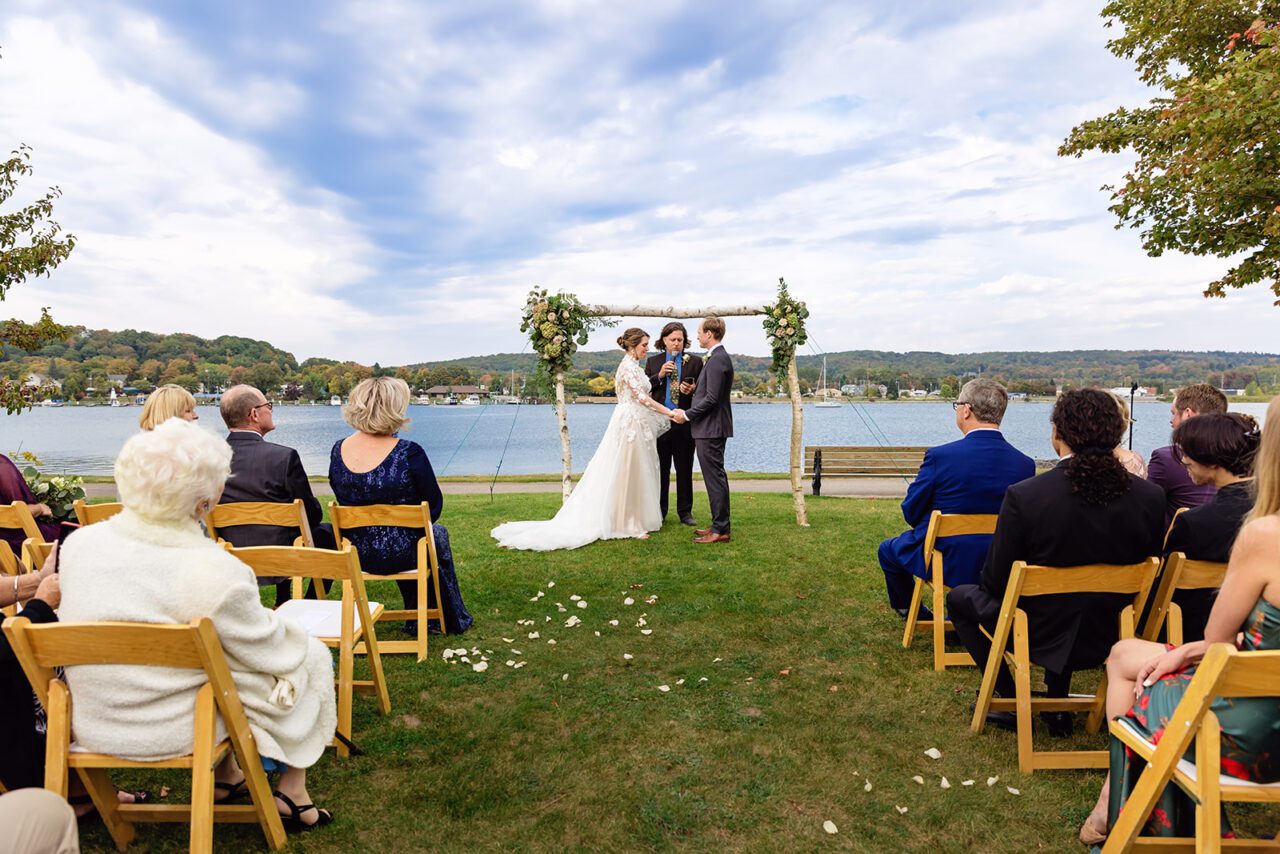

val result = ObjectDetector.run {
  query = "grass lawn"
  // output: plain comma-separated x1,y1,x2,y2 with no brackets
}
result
79,493,1274,852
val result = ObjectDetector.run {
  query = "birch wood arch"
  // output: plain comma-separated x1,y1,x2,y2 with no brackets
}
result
544,301,809,527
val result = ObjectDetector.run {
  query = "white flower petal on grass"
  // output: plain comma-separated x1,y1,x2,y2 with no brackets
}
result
961,780,974,787
528,632,540,639
863,780,873,792
658,685,670,693
577,600,588,609
594,631,601,637
564,615,582,628
547,582,555,588
636,617,647,627
460,656,471,664
505,660,515,667
562,673,569,681
1006,787,1020,796
895,806,908,815
472,661,488,672
676,679,685,685
911,776,924,785
940,777,951,789
986,776,999,787
513,661,526,669
699,677,708,683
529,597,540,602
822,820,838,835
609,619,619,626
924,748,942,760
641,629,653,636
623,653,633,660
570,595,581,601
713,657,722,663
502,638,514,643
557,606,567,613
624,597,635,606
547,639,557,645
511,649,522,655
442,649,455,660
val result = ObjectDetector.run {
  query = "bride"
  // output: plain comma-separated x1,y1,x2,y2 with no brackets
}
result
492,328,677,551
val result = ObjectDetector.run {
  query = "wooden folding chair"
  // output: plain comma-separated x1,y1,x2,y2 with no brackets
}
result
970,557,1160,773
225,544,391,758
1162,506,1188,550
330,502,442,662
902,511,997,670
208,500,317,598
1138,551,1229,645
0,501,45,617
2,616,287,853
1103,644,1280,853
73,499,123,526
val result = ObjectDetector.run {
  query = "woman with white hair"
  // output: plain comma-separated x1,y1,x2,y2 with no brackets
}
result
58,419,338,831
329,377,471,636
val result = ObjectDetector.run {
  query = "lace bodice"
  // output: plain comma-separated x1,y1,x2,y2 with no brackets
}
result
615,355,670,444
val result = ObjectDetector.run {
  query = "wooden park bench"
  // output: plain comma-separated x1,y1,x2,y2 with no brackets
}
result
803,446,929,495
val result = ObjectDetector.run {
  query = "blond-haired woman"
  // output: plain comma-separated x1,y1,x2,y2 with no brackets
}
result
328,377,471,636
1080,394,1280,845
138,384,198,430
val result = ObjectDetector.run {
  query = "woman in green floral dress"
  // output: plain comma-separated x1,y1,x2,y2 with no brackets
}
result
1079,400,1279,846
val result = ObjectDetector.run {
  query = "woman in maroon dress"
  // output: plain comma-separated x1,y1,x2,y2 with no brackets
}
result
0,455,60,559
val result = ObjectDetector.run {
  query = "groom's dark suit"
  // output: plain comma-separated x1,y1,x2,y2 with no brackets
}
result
684,344,734,535
645,350,704,521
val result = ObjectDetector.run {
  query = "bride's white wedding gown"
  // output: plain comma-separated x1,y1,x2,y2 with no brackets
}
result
491,355,671,551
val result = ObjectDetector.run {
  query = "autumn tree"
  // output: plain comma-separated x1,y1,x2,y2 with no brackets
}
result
1061,5,1280,301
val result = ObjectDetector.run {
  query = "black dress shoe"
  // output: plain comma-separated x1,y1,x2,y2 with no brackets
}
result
893,606,934,622
1041,711,1074,738
984,710,1017,731
679,515,697,526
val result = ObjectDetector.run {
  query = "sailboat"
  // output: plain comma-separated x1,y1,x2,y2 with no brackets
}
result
815,355,841,408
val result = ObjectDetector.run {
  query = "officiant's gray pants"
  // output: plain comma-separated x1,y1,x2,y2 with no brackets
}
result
695,437,730,534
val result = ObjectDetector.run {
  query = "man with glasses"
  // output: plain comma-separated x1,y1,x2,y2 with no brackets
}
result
877,379,1034,620
218,384,334,604
1148,382,1228,527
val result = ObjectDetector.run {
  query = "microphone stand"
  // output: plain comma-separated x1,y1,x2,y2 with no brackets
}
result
1128,382,1138,450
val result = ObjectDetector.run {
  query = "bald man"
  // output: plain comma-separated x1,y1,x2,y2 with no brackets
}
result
218,385,334,603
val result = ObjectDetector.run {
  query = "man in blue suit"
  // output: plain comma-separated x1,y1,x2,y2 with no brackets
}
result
878,379,1035,619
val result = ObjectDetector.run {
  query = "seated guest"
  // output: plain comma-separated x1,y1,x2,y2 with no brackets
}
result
1149,383,1228,525
0,788,79,854
0,451,60,558
138,384,198,430
1111,393,1147,478
218,384,335,605
1079,395,1280,846
947,388,1165,732
1156,411,1260,642
878,379,1034,619
58,419,337,831
329,377,471,635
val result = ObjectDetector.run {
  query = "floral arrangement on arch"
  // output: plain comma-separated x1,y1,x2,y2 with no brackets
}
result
520,288,615,377
9,450,85,522
762,277,809,377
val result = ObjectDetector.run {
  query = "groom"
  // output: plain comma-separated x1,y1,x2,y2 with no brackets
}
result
673,316,733,544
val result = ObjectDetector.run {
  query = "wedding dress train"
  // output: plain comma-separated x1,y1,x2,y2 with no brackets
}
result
491,355,671,551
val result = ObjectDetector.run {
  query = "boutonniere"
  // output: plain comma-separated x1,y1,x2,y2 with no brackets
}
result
681,353,690,365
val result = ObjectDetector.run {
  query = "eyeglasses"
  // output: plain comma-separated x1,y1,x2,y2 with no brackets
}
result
952,401,970,410
252,402,273,412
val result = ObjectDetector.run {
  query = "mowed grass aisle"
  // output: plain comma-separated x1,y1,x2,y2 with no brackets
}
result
78,494,1266,852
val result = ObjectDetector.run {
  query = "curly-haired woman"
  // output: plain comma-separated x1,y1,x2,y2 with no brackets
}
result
947,388,1166,731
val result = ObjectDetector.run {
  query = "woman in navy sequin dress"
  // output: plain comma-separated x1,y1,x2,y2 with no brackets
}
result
329,378,471,635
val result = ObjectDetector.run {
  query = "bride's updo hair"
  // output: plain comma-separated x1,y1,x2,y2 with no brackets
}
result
617,328,648,351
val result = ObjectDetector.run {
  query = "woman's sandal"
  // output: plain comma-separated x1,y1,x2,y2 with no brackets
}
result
274,790,334,832
1078,816,1108,847
214,778,249,803
69,790,151,821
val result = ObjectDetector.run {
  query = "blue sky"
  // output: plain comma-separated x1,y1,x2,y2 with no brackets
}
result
2,0,1276,364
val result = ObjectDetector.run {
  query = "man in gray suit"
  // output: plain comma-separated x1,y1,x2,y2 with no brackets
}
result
673,316,733,544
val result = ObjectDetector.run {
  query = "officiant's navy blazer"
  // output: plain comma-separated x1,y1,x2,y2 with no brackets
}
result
882,430,1034,585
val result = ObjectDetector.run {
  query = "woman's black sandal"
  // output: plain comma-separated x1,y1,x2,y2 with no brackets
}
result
273,790,333,832
69,790,151,821
214,778,249,803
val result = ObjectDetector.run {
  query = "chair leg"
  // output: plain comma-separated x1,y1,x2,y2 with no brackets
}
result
232,737,286,851
190,684,218,854
1013,613,1035,774
364,625,391,715
902,577,925,649
43,681,71,798
80,768,137,851
1168,604,1184,647
932,581,947,672
1196,713,1222,853
1086,672,1108,734
337,639,354,759
416,567,430,662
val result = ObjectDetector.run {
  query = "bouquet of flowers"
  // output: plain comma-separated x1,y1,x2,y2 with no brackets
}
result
762,277,809,378
520,288,616,377
9,451,85,522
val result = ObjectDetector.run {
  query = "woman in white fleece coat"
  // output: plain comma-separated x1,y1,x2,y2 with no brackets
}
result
58,418,338,830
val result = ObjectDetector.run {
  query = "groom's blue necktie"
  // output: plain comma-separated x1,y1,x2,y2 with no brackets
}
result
664,353,681,410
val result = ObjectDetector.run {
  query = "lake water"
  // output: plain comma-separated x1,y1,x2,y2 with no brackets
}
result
1,401,1270,478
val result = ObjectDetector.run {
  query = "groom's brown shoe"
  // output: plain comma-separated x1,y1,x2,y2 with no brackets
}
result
693,532,730,544
693,528,711,537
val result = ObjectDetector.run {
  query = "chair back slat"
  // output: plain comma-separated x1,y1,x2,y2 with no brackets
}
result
0,501,45,541
1215,649,1280,698
330,503,431,537
73,500,123,526
1162,506,1188,550
1016,558,1159,597
10,621,208,670
226,544,362,582
207,500,313,548
1178,559,1229,590
922,511,999,563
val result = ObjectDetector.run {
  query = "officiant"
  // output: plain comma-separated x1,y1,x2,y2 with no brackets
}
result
646,322,704,526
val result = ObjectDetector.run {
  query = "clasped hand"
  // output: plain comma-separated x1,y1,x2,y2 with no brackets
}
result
670,409,688,424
